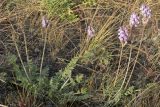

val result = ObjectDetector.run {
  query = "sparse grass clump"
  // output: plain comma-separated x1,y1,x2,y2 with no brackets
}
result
0,0,160,107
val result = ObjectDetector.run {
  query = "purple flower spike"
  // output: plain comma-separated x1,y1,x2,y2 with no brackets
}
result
42,16,49,28
130,12,140,27
140,4,151,18
140,4,151,24
118,27,128,44
87,26,95,38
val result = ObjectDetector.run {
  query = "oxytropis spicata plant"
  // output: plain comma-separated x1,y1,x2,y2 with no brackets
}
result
114,3,152,102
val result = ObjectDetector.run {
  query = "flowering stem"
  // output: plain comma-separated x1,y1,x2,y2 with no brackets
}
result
40,27,48,76
114,44,124,86
114,28,133,95
123,43,133,88
125,26,145,89
119,29,133,91
114,26,129,86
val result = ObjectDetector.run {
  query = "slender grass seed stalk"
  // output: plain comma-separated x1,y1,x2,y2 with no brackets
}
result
40,16,49,76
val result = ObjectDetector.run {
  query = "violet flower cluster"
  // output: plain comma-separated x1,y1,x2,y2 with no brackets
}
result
118,3,151,45
140,4,151,24
118,27,128,44
140,4,151,19
129,12,140,27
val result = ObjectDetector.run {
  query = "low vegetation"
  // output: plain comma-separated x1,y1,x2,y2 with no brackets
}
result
0,0,160,107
